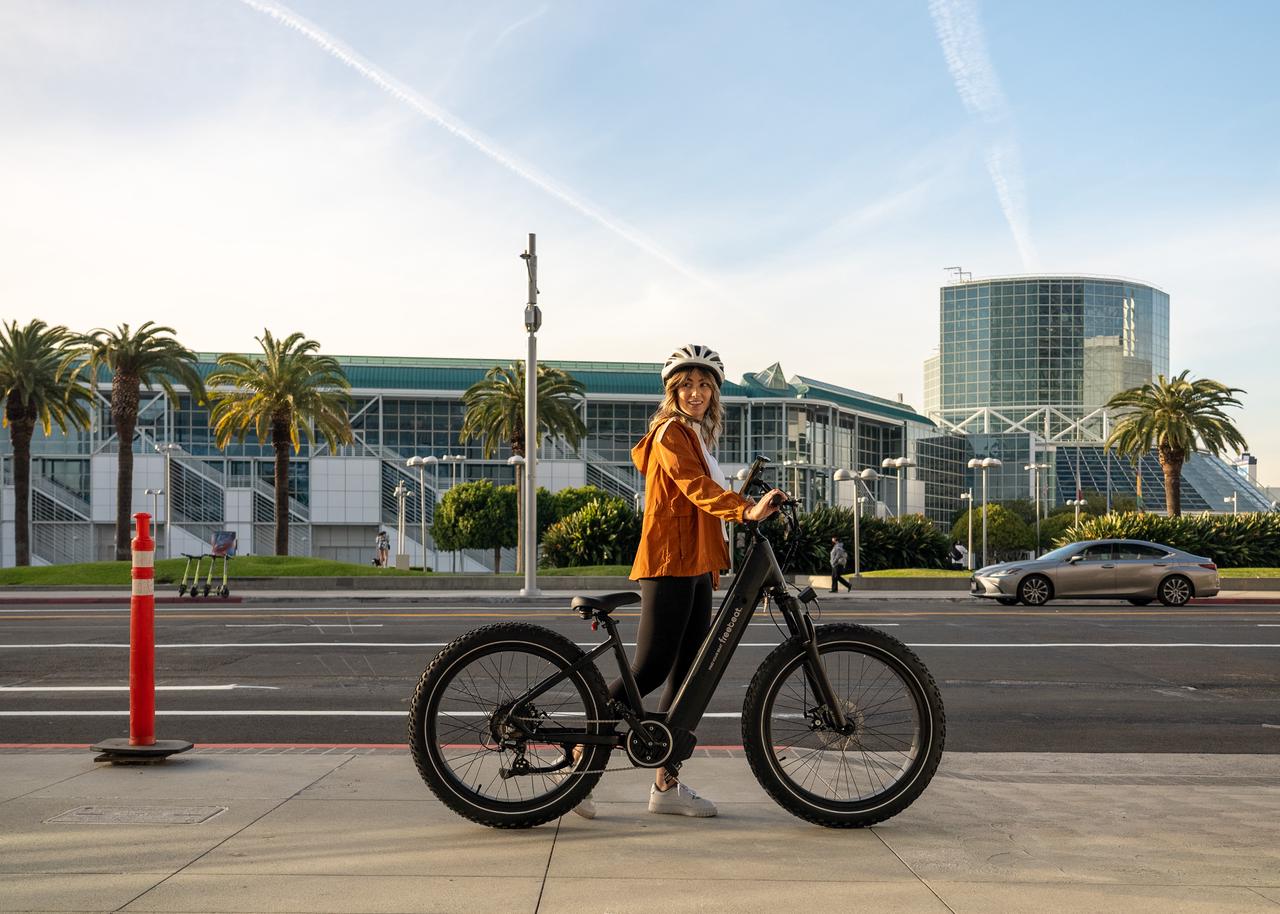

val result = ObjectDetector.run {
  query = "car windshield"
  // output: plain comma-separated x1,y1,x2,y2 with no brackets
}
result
1039,543,1084,562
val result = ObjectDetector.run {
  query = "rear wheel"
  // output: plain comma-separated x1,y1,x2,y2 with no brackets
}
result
1018,574,1053,606
742,623,945,828
409,623,611,828
1157,575,1192,607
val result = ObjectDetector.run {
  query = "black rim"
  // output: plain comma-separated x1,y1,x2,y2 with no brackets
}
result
423,642,597,808
760,641,930,811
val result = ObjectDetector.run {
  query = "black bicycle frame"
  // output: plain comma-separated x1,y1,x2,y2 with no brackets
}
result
501,523,848,764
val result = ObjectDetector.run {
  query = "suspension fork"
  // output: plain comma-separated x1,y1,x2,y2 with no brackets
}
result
774,590,849,731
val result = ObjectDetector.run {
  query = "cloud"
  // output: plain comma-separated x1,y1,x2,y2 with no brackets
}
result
492,4,549,50
928,0,1039,270
235,0,724,298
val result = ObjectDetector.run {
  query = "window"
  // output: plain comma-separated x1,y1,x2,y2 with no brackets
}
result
1081,544,1113,561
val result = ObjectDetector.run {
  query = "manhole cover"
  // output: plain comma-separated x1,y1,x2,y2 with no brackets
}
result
45,805,227,825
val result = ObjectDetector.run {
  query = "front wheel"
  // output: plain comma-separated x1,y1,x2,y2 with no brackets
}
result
742,623,945,828
1158,575,1193,607
1018,574,1052,606
408,623,611,828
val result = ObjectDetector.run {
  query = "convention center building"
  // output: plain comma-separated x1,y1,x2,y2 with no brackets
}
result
923,274,1273,514
1,356,965,569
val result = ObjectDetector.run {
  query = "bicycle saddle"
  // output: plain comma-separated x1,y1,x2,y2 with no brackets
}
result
571,591,641,619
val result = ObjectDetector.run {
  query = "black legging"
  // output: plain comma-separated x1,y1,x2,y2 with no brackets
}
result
609,573,712,712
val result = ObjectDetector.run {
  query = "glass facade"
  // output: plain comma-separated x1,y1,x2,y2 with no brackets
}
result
939,277,1169,411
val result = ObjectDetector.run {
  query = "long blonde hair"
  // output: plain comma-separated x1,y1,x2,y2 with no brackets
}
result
649,367,724,449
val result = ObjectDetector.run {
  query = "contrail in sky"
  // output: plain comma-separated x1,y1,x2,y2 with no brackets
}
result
236,0,720,293
928,0,1039,270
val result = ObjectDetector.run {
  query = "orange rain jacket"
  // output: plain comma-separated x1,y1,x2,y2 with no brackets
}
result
629,419,750,583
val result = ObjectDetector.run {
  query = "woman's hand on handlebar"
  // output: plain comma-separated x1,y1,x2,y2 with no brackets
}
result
744,488,787,523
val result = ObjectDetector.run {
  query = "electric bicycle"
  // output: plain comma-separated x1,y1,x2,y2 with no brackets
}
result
408,456,945,828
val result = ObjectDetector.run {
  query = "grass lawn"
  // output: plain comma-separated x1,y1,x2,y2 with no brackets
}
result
1220,567,1280,577
0,555,429,586
857,568,972,578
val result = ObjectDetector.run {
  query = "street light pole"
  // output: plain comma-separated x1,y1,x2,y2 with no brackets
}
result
145,489,163,556
968,456,1003,568
521,234,542,597
1024,462,1048,556
880,456,915,517
834,467,880,578
407,457,430,572
960,489,973,571
155,443,182,561
508,454,526,575
1224,492,1238,515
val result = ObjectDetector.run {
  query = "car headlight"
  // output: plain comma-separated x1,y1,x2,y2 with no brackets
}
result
990,567,1021,577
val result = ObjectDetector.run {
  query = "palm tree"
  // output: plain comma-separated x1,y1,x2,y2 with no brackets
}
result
460,363,587,572
66,322,205,560
1104,371,1247,516
0,320,93,565
206,331,352,556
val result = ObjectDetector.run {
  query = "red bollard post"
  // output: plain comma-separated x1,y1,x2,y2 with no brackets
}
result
92,513,193,764
129,513,156,745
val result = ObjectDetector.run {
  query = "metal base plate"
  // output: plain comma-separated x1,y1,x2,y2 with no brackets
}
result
91,738,194,764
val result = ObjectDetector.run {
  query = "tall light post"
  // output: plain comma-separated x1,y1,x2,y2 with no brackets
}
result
834,467,880,577
520,233,542,597
392,480,409,569
1224,492,1238,515
155,443,182,561
880,456,915,517
406,457,431,573
442,454,466,572
782,459,803,509
1066,497,1087,525
968,456,1003,568
144,488,163,557
1024,461,1049,556
959,489,974,570
507,454,526,575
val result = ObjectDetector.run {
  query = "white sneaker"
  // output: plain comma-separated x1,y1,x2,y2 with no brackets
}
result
551,768,596,819
648,781,717,817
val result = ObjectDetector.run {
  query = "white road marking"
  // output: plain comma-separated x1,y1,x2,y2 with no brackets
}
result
1263,724,1280,730
1,642,1278,650
0,684,278,693
223,624,384,628
0,709,760,718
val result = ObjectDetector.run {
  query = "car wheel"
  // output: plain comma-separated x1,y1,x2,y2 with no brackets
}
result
1157,575,1192,607
996,597,1018,606
1018,575,1052,606
1127,598,1153,606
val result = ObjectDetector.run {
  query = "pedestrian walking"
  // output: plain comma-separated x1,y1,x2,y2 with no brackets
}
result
830,536,851,592
375,530,390,568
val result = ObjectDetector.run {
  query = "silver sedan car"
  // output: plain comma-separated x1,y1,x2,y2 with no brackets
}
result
970,539,1221,607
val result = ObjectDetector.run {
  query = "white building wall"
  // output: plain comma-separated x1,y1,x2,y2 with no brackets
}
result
90,454,165,524
225,489,254,556
310,457,380,524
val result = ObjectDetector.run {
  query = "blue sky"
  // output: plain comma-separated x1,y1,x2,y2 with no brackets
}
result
3,1,1278,484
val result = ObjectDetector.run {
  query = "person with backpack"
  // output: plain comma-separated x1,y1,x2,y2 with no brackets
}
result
830,536,851,592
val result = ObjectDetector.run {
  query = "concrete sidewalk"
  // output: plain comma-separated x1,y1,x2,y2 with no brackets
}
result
1,588,1278,606
1,749,1277,913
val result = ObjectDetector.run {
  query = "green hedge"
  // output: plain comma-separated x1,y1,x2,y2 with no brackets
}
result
752,505,950,573
1058,512,1280,567
540,497,642,568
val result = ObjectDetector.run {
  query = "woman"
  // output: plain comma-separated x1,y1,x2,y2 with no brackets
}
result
569,344,785,819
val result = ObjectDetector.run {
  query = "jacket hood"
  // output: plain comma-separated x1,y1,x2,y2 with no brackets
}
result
631,419,696,473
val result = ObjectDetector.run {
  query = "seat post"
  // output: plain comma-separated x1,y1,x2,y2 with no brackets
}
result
599,614,643,713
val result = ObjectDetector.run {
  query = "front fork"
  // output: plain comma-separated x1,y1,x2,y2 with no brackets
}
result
774,588,850,732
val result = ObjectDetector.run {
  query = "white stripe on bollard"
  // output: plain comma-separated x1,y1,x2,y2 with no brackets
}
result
132,578,155,597
133,551,155,569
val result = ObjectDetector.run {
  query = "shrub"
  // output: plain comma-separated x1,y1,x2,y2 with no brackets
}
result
1058,512,1280,567
951,505,1033,564
540,498,642,568
751,506,951,573
430,480,515,572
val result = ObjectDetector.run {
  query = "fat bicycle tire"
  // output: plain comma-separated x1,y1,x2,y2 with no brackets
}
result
408,622,611,828
742,623,945,828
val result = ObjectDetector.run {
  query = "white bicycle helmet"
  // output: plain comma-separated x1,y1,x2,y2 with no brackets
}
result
661,344,725,386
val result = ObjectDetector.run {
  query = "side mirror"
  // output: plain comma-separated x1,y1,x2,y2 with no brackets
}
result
1067,554,1083,564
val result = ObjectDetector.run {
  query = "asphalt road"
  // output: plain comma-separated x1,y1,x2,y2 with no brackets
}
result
1,597,1278,753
